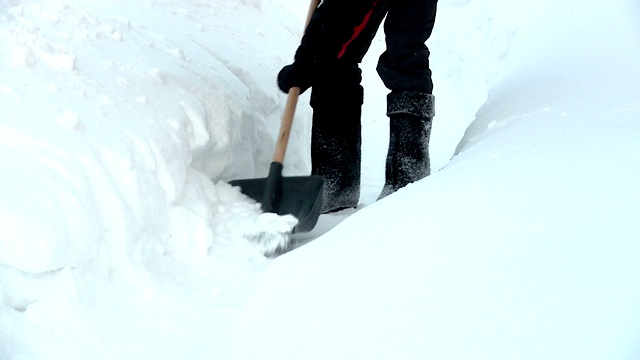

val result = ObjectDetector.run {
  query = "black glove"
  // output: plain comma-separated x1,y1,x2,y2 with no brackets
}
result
277,62,314,94
277,45,319,94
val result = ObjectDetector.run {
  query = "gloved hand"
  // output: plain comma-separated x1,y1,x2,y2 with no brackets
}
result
277,62,314,94
277,46,318,94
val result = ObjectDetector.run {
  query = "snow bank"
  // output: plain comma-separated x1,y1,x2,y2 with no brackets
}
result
1,0,308,356
457,0,640,152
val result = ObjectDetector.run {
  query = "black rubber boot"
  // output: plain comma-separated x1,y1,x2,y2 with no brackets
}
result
310,84,363,214
378,91,435,200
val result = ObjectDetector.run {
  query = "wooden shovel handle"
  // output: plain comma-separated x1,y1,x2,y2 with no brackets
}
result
272,86,300,163
272,0,321,164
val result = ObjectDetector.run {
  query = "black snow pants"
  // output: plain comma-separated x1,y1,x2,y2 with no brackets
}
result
296,0,438,212
299,0,438,94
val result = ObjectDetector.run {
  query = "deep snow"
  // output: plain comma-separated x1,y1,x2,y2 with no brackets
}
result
1,0,640,359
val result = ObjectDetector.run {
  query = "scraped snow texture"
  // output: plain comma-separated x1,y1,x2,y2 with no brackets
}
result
1,0,640,359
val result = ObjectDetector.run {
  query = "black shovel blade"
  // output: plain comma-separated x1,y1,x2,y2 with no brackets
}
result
229,173,324,233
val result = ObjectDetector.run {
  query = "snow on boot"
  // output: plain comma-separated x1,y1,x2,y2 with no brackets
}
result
310,84,363,214
378,91,435,200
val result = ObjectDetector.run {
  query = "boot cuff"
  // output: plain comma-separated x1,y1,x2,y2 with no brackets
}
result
387,91,435,118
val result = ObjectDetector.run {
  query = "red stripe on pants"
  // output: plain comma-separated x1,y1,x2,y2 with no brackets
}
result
337,1,379,59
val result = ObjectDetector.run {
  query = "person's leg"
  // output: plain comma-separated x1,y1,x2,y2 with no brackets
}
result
310,63,363,213
377,91,435,199
304,0,389,212
377,0,437,93
377,0,438,199
300,0,388,64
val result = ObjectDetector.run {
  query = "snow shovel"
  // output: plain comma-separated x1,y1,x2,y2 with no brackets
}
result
229,0,323,233
229,87,324,233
